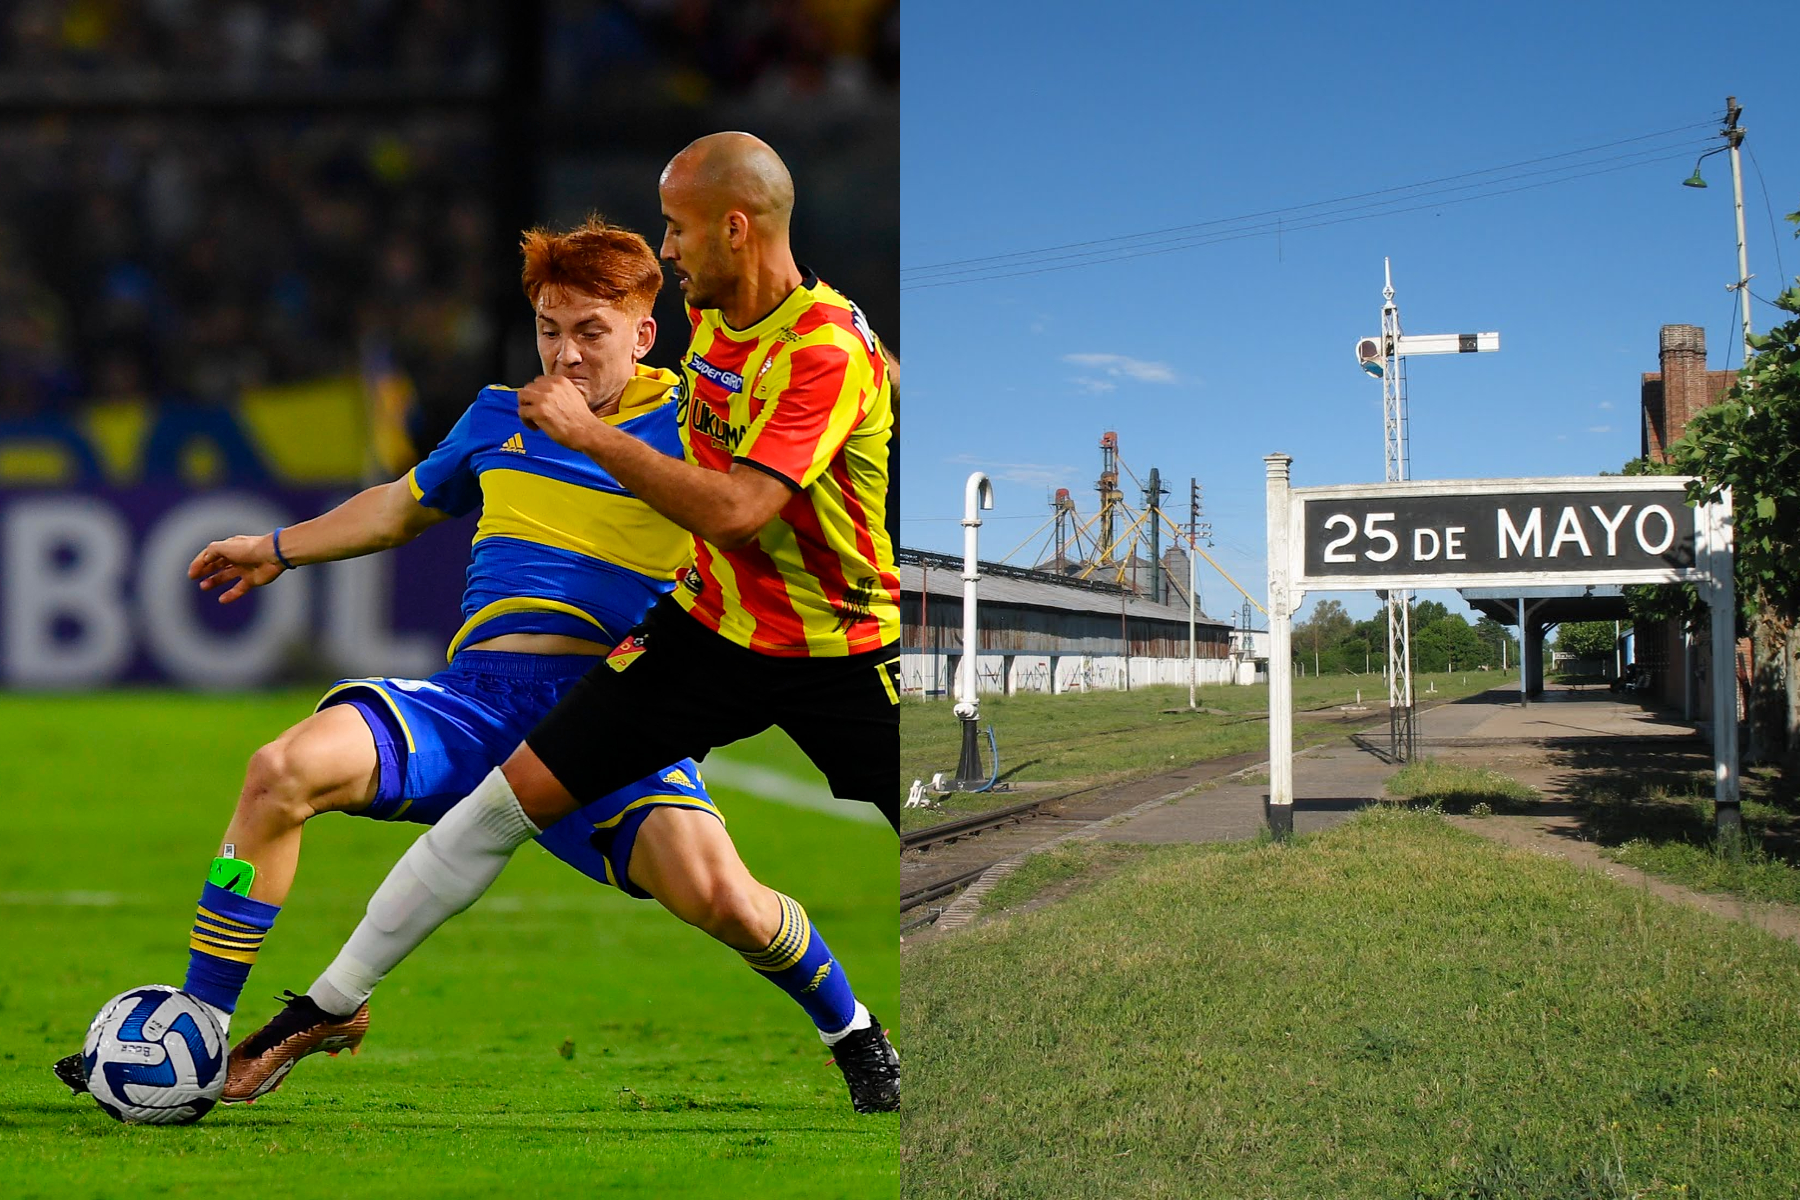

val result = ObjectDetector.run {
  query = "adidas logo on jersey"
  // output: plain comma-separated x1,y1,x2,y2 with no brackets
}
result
500,433,527,453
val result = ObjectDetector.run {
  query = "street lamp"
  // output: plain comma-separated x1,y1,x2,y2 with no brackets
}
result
1682,97,1753,363
1680,149,1722,189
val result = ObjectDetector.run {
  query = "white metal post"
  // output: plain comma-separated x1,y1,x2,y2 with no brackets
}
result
1265,454,1295,837
953,472,994,787
1706,490,1740,835
955,472,993,717
1683,629,1694,722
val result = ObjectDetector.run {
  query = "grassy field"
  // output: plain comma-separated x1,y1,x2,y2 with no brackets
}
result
900,673,1495,830
1574,765,1800,908
0,693,896,1199
1386,747,1800,910
1386,758,1541,813
903,808,1800,1198
978,841,1154,915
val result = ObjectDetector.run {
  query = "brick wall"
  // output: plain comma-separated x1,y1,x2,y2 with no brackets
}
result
1636,323,1742,721
1640,324,1736,461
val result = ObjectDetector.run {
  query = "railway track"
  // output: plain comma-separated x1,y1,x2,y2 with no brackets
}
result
899,788,1102,853
899,748,1267,913
900,692,1480,918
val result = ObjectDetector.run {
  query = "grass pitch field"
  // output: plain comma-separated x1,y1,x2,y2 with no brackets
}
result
0,692,896,1199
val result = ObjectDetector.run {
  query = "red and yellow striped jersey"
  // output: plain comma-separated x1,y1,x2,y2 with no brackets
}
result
673,273,898,657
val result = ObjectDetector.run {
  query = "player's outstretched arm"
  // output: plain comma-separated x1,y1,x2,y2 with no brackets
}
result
189,479,451,603
518,374,788,549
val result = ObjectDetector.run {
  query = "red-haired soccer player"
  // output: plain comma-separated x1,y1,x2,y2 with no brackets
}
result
233,134,902,1113
57,217,887,1111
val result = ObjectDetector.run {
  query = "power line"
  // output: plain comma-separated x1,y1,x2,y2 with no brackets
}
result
1749,288,1794,312
905,118,1714,278
904,142,1711,291
903,118,1720,291
906,139,1710,287
901,514,1046,523
1720,291,1742,373
1746,145,1788,287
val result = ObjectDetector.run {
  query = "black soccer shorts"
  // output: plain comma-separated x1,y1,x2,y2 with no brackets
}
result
526,595,900,832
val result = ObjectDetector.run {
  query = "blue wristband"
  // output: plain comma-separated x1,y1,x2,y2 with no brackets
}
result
271,527,296,571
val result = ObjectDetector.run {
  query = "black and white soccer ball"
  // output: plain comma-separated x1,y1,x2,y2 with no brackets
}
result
82,986,226,1125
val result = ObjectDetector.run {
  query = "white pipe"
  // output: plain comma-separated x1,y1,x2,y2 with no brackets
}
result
955,472,994,720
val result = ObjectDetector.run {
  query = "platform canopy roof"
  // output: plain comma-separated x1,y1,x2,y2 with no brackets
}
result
1459,584,1634,626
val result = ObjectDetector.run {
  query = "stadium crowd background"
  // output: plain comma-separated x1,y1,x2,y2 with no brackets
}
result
0,0,898,435
0,0,897,686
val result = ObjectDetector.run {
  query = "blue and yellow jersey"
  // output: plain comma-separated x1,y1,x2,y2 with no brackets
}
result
407,365,689,661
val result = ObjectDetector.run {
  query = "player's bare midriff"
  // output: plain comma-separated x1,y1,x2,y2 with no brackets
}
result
464,633,613,657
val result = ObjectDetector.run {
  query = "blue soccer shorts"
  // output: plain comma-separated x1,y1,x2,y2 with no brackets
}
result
316,650,721,898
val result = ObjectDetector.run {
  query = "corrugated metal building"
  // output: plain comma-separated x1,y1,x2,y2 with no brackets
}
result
900,548,1243,697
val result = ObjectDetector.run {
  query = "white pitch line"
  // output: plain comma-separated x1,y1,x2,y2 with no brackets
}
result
0,891,128,906
698,757,888,825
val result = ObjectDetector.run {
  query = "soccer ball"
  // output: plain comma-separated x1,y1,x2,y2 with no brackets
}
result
82,986,226,1125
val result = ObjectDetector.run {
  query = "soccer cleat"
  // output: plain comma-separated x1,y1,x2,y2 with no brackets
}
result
223,990,369,1104
826,1016,899,1113
52,1052,88,1095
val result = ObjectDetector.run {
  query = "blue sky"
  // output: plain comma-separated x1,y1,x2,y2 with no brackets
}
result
899,0,1799,623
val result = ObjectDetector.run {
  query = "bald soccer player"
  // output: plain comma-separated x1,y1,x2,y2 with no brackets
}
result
227,134,901,1114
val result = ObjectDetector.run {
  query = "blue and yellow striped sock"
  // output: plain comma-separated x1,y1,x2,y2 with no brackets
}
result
183,881,279,1015
740,893,859,1035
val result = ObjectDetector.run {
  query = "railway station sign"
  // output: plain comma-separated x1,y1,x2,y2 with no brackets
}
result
1290,476,1712,593
1262,457,1739,835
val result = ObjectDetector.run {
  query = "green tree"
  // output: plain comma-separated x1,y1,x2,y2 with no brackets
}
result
1345,613,1388,676
1620,455,1708,630
1555,620,1618,661
1411,599,1450,628
1413,613,1483,672
1668,205,1800,770
1294,599,1354,673
1473,616,1518,669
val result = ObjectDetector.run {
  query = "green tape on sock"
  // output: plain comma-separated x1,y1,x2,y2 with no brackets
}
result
208,857,256,896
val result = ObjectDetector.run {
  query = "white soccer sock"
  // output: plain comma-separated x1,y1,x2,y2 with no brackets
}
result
199,999,231,1038
309,768,539,1016
818,1001,872,1046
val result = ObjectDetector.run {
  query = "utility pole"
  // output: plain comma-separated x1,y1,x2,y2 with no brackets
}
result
1727,98,1752,363
1684,98,1755,365
1144,467,1168,602
1186,477,1207,709
1120,594,1130,692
